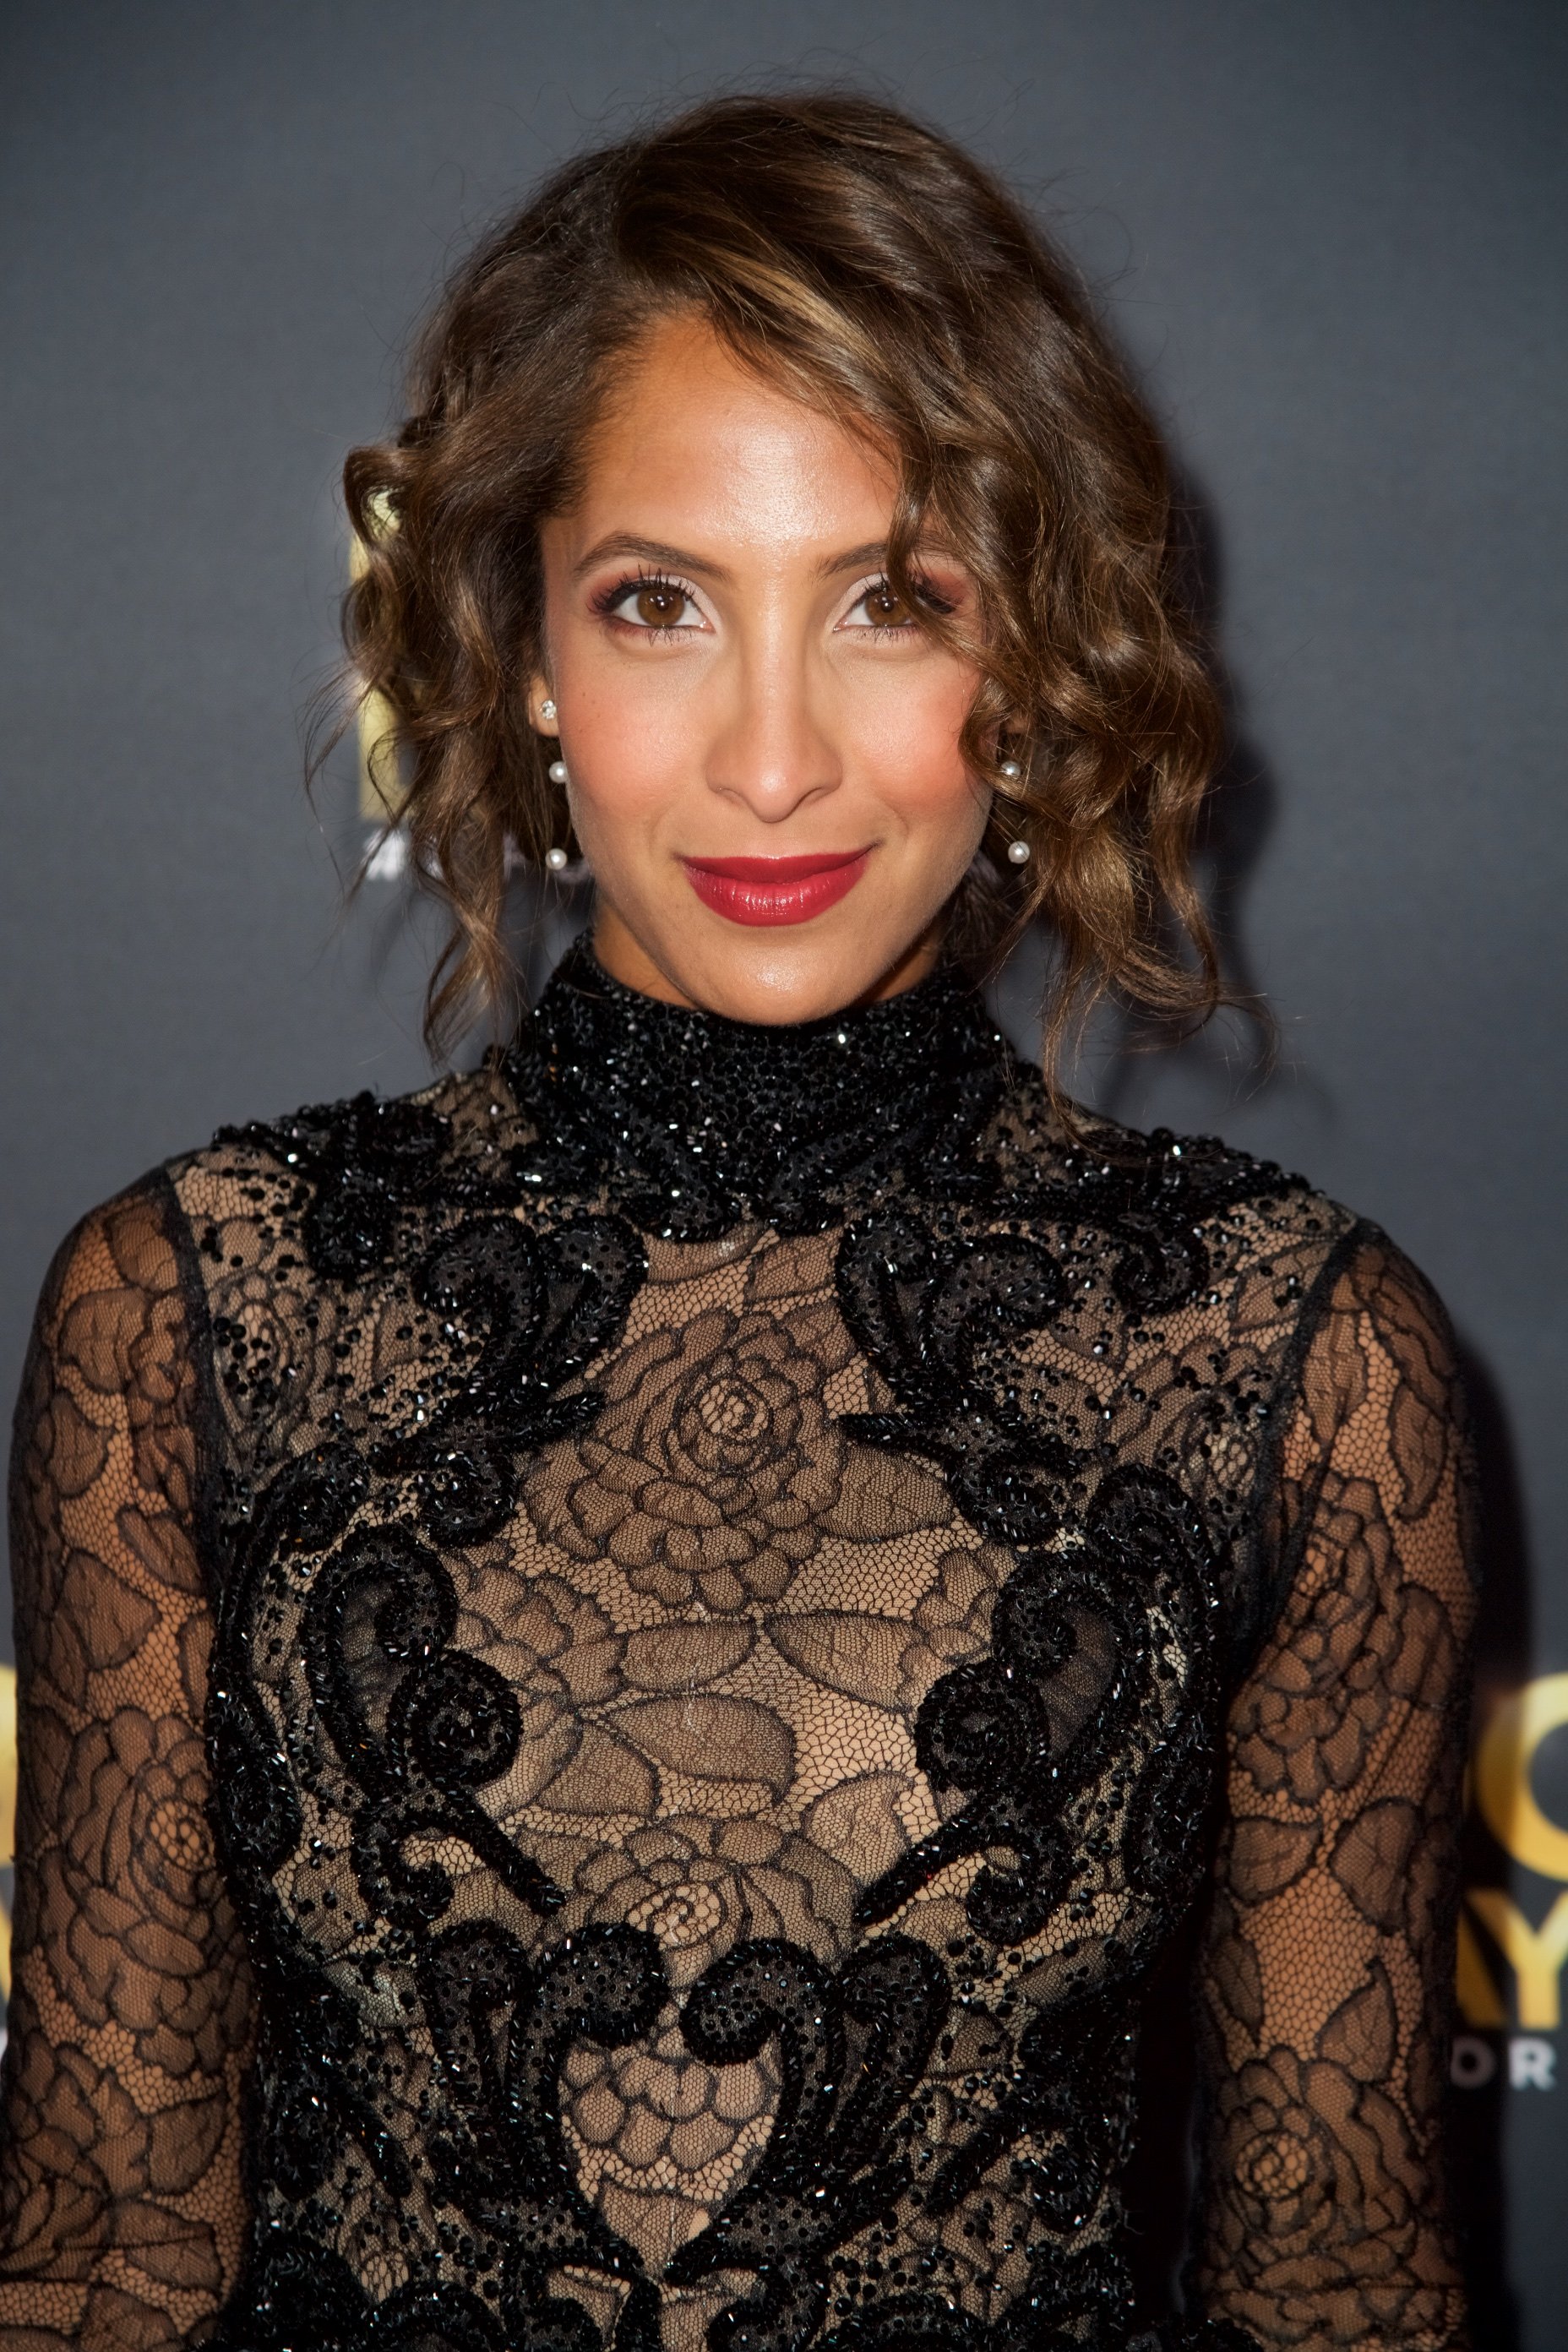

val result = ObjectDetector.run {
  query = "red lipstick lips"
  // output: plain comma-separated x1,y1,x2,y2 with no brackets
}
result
681,850,869,926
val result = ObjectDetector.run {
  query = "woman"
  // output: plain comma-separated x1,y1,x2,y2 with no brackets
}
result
0,94,1475,2352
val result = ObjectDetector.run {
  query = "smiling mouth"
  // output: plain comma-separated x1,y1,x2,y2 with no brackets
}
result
680,850,870,926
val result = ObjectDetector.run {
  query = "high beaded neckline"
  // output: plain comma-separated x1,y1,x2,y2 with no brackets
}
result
502,935,1010,1239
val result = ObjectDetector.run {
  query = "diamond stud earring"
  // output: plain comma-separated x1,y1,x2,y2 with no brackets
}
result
540,698,557,722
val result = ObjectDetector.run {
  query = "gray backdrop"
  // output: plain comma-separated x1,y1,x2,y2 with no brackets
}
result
3,3,1564,2343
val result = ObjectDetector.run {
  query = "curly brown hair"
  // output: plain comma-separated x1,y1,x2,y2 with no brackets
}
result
337,91,1225,1070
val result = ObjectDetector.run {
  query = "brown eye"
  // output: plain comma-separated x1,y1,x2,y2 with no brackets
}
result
634,582,687,626
863,581,912,626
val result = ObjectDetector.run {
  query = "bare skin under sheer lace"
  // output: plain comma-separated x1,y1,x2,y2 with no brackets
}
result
0,945,1475,2350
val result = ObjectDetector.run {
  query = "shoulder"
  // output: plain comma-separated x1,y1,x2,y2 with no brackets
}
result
17,1061,486,1397
983,1059,1363,1315
63,1066,536,1478
1284,1218,1473,1531
161,1061,531,1287
22,1169,193,1375
19,1063,526,1413
14,1171,204,1522
982,1063,1467,1453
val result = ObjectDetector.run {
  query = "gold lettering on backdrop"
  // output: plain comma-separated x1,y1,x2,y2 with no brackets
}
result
1456,1907,1507,2028
1467,1891,1568,2030
351,490,406,824
1459,1673,1568,2035
1475,1673,1568,1881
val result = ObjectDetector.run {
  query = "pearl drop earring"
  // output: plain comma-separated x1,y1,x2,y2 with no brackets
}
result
543,740,573,872
997,750,1028,859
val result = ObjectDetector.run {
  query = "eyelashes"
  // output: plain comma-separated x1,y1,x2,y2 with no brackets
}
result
588,569,703,635
587,567,959,640
847,575,956,633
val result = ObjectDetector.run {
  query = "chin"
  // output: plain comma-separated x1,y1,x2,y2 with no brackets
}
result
673,936,905,1025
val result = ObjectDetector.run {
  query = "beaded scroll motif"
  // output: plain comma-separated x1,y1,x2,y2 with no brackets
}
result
200,1044,1286,2352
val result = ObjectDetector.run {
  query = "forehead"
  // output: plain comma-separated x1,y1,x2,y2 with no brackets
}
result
564,313,899,556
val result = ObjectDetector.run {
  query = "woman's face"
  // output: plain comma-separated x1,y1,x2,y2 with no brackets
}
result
532,315,989,1023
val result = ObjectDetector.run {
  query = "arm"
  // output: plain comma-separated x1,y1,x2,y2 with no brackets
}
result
1190,1233,1478,2352
0,1183,254,2348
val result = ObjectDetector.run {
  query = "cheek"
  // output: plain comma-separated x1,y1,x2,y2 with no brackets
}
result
847,662,977,825
551,651,692,826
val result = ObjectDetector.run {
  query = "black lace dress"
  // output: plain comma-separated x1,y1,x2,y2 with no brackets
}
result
0,944,1476,2352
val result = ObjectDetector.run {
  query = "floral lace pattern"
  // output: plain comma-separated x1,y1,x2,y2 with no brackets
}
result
0,943,1475,2350
1,1188,253,2348
1193,1248,1476,2349
524,1298,860,1612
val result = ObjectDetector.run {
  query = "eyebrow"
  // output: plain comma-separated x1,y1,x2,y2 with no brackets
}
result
572,534,734,585
571,532,955,584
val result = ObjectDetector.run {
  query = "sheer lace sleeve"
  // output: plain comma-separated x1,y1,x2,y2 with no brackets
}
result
1191,1232,1478,2351
0,1181,254,2348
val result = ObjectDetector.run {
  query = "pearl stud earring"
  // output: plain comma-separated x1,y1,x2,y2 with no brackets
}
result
999,758,1022,781
548,759,569,785
545,846,569,872
540,699,557,722
1006,836,1032,864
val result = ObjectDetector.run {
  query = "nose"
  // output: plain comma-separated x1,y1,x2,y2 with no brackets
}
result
703,634,841,825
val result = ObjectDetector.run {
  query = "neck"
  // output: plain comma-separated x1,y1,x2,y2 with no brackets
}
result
505,934,1010,1240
